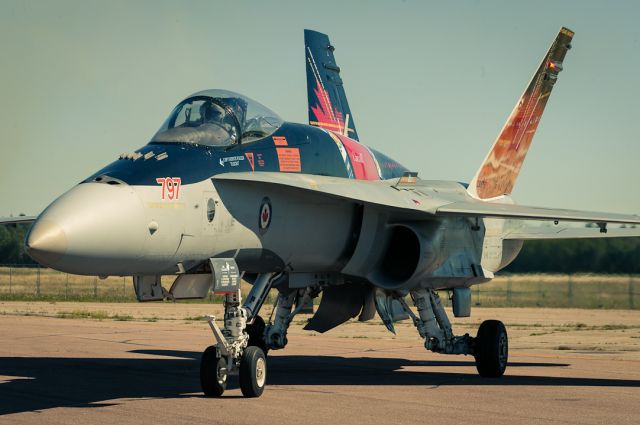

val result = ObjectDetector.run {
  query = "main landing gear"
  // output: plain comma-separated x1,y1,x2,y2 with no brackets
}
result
400,288,508,377
200,272,279,398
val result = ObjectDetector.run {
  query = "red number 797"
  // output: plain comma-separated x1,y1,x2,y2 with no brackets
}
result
156,177,181,200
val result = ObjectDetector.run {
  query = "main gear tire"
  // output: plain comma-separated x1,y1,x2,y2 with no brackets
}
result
474,320,508,378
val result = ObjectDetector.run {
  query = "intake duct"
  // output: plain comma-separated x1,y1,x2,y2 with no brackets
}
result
368,222,441,290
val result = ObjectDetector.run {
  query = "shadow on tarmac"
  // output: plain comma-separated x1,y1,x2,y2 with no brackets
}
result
0,350,637,415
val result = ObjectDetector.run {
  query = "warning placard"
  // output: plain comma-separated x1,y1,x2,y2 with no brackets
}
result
276,147,301,172
273,136,288,146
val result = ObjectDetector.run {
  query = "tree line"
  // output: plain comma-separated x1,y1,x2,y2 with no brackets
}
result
506,237,640,274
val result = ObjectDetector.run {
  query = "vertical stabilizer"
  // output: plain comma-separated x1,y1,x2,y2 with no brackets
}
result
305,29,359,141
468,27,574,199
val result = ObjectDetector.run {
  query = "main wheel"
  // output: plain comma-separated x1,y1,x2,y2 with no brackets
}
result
239,346,267,397
474,320,508,378
200,346,227,397
245,315,268,354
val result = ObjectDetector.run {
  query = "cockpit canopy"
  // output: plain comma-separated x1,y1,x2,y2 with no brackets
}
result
151,89,283,147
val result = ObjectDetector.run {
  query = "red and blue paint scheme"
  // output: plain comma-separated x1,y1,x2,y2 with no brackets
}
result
85,121,407,186
85,30,407,187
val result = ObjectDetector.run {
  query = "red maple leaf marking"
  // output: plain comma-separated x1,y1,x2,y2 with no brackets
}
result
261,207,269,224
310,78,343,132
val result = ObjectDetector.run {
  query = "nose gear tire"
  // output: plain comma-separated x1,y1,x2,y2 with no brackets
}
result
200,346,227,397
239,346,267,397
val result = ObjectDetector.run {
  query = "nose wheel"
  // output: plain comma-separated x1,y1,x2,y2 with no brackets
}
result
239,346,267,397
200,344,267,398
200,346,227,397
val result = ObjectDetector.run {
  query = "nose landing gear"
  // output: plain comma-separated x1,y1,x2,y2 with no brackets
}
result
200,270,278,398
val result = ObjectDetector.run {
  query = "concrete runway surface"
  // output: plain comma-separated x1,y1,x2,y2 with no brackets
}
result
1,304,639,424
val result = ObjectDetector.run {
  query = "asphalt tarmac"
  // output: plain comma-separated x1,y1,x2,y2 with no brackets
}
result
1,307,639,424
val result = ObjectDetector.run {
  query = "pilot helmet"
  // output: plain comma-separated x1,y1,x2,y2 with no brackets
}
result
200,101,224,123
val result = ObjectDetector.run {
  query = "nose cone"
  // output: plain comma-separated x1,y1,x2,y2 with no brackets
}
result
25,219,68,265
26,182,147,275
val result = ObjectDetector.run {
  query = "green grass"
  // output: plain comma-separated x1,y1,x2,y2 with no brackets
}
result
56,310,133,321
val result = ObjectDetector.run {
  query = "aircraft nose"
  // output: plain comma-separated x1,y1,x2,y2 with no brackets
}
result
25,182,147,275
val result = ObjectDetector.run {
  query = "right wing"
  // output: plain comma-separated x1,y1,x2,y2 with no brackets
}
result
0,216,37,225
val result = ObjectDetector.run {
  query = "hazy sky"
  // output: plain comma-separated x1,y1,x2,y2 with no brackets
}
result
1,0,638,217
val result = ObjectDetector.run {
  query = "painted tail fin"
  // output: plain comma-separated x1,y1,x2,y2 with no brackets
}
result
468,27,574,199
304,29,359,141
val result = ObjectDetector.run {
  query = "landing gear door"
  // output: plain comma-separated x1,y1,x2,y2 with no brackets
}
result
209,258,241,294
133,275,166,301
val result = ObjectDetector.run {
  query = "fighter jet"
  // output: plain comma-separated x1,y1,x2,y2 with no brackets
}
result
3,27,640,397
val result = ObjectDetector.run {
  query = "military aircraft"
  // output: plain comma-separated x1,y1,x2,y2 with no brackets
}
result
4,27,640,398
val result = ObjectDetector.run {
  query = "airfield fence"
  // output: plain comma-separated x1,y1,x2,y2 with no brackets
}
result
0,265,638,309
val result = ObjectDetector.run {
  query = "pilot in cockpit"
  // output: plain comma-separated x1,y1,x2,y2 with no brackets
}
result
200,101,223,124
199,100,238,146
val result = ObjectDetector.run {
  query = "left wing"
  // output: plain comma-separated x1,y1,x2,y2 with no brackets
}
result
504,225,640,240
213,172,640,227
0,216,37,225
437,201,640,225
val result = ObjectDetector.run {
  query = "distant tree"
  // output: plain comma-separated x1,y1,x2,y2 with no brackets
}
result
0,222,36,265
506,237,640,274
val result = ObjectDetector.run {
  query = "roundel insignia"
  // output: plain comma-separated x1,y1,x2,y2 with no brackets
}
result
259,197,272,233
